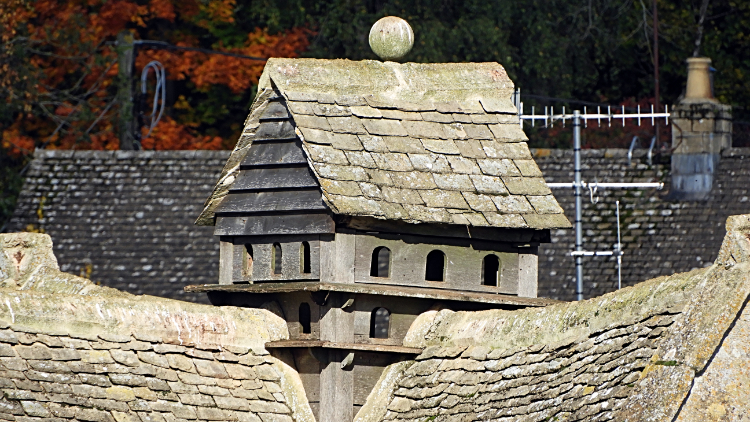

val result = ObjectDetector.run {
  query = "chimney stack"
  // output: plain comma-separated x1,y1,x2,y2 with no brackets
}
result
670,57,731,200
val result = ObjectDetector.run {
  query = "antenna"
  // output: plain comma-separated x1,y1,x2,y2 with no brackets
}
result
518,93,669,301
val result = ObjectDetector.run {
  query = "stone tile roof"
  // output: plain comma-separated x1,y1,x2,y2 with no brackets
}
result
0,232,312,422
535,148,750,301
358,216,750,421
8,148,750,303
5,150,231,302
197,59,570,230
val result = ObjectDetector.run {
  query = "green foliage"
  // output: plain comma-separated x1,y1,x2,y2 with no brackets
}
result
0,153,25,232
249,0,749,110
3,0,750,230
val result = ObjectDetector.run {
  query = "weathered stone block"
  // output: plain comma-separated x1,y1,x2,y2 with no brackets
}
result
106,386,136,402
388,171,438,190
72,384,107,399
408,153,452,173
195,407,233,421
76,408,115,422
248,401,290,414
328,116,366,134
166,355,195,373
362,119,408,137
110,351,140,367
111,411,140,422
20,401,50,417
15,345,52,361
50,348,80,361
28,360,71,374
109,374,149,387
90,398,130,412
79,374,112,387
214,396,250,411
197,385,230,397
193,360,229,379
258,414,292,422
80,350,114,364
223,364,258,381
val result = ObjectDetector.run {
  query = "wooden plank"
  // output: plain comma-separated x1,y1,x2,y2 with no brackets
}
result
342,216,548,244
241,140,307,167
264,340,423,354
185,281,561,307
214,189,327,213
214,214,335,236
230,166,318,191
352,233,520,294
231,242,247,283
218,240,234,285
254,119,296,139
320,349,353,422
260,101,290,121
518,246,539,298
333,233,356,284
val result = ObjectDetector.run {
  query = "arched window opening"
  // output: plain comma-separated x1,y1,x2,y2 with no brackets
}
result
300,242,311,274
370,307,390,339
272,243,282,275
299,303,311,334
244,245,254,277
425,250,446,282
369,247,391,278
482,255,501,286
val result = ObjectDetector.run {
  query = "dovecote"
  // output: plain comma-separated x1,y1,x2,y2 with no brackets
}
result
190,58,569,422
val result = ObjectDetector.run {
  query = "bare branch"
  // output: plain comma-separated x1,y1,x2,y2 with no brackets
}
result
693,0,711,57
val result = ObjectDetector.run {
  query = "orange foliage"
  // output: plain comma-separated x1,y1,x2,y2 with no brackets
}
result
3,0,313,157
140,117,222,150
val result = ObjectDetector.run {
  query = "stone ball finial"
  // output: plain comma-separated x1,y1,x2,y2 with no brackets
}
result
369,16,414,61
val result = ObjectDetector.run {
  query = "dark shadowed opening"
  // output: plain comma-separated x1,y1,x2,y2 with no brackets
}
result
482,254,500,286
272,243,282,275
244,244,254,277
425,250,446,282
482,255,500,286
370,246,391,278
299,303,311,334
370,307,390,339
300,242,311,274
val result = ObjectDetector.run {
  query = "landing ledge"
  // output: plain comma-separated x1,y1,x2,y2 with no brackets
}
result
264,340,422,354
185,281,561,307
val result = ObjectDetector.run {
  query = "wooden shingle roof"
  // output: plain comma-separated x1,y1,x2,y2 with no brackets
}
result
197,59,570,230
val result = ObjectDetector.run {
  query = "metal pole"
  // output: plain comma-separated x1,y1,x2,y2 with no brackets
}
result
117,31,136,150
574,110,583,301
653,0,660,147
616,200,622,290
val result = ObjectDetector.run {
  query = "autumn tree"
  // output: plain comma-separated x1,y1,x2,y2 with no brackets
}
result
0,0,312,226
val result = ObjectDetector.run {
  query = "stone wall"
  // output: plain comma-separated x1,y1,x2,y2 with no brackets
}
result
0,233,314,422
355,214,750,422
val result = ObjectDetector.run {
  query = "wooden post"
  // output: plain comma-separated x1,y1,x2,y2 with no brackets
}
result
218,239,234,285
518,247,539,298
319,293,355,422
117,31,137,150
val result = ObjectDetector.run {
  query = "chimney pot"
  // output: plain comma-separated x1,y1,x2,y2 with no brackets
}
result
685,57,713,100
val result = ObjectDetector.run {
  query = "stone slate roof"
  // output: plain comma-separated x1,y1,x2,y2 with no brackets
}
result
7,147,749,303
0,232,312,422
197,59,570,230
5,150,230,302
535,147,750,301
357,215,750,421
